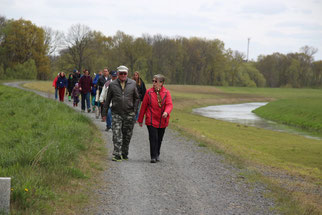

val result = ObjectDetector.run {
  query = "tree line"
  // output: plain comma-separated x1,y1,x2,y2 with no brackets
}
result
0,16,321,88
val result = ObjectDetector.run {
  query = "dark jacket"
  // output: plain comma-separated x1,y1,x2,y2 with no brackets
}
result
57,76,68,88
67,75,78,92
97,75,110,96
102,78,139,116
72,86,80,98
78,75,93,94
136,78,146,101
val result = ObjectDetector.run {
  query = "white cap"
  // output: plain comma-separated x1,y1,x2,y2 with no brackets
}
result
117,65,128,73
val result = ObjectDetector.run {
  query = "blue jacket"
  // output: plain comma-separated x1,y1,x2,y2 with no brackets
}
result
57,76,68,88
92,74,100,95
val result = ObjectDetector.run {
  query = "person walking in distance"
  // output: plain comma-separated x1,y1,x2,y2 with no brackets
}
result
71,83,80,107
102,66,139,161
67,73,76,102
100,70,117,131
78,69,93,113
133,71,146,121
138,74,173,163
52,73,59,100
97,68,110,119
57,72,68,102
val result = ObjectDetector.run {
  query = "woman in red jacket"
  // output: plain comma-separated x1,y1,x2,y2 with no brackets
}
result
138,74,173,163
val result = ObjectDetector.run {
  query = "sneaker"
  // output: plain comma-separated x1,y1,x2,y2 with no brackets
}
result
87,109,91,113
112,155,122,162
105,127,111,132
122,154,128,160
150,158,156,163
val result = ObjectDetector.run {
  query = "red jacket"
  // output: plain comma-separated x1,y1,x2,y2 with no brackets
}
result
138,86,173,128
52,76,58,88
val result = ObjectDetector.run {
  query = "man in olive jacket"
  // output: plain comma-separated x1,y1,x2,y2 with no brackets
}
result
102,65,139,161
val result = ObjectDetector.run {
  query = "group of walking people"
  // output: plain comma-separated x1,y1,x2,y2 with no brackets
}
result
52,65,173,163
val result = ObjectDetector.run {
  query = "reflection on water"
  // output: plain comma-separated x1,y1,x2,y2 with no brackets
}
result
193,102,321,140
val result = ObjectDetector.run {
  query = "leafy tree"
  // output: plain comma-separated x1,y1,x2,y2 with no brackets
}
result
312,61,322,86
0,18,50,79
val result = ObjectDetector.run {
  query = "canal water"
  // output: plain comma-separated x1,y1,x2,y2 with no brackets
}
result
193,102,321,140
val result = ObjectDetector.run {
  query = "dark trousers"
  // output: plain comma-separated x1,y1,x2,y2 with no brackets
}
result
58,87,65,102
147,125,166,159
81,92,91,110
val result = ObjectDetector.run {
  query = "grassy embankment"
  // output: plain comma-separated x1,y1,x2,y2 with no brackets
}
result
24,82,322,214
167,85,322,215
0,82,107,214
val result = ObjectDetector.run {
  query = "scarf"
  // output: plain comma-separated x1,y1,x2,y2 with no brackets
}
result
155,88,162,107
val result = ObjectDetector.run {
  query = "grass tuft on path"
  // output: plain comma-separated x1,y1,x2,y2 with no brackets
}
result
0,84,107,214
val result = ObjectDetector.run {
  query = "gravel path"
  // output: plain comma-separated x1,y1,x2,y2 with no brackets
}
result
5,82,277,215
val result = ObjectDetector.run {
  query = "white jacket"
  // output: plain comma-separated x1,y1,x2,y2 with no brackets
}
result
99,80,112,103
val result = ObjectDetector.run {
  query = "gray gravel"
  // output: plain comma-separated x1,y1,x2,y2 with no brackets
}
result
5,82,278,215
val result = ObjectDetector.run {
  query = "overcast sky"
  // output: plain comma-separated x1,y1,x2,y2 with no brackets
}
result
1,0,322,60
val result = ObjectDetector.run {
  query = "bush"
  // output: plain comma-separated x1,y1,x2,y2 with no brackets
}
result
5,59,37,80
0,64,4,79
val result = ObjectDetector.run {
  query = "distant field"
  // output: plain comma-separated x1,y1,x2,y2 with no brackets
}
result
24,81,322,214
0,83,106,214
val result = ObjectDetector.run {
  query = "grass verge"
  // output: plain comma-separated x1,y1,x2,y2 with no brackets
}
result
0,83,107,214
253,98,322,133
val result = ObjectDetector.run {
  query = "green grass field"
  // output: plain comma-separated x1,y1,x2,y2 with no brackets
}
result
254,98,322,132
0,84,107,214
23,82,322,214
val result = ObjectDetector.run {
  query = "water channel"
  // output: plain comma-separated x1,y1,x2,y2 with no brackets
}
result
193,102,321,140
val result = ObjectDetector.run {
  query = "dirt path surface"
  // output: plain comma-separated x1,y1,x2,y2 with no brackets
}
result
5,82,277,215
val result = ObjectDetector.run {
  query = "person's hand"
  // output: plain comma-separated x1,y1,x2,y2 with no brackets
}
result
139,122,143,127
162,112,168,118
102,116,106,122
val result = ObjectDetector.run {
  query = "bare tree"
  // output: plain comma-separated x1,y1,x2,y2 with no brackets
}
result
300,45,318,62
43,26,64,56
64,24,92,72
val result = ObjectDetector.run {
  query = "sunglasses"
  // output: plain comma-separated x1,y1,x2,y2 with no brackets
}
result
119,72,127,76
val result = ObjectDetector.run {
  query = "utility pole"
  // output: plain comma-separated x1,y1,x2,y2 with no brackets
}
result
247,38,250,61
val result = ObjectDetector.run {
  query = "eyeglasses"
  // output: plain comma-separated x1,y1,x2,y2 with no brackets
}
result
152,80,158,83
119,72,127,76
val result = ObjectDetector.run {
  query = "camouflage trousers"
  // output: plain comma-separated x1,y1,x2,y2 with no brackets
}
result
112,112,136,157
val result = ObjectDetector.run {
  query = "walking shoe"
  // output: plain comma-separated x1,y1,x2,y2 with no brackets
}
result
112,155,122,162
105,127,111,132
122,154,128,160
87,109,91,113
150,158,156,163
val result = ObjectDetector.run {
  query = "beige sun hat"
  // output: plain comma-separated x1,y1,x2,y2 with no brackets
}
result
117,65,129,73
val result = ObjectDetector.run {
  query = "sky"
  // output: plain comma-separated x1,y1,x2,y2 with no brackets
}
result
1,0,322,60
